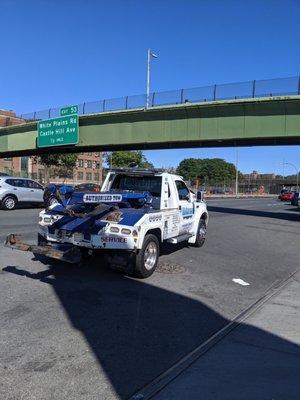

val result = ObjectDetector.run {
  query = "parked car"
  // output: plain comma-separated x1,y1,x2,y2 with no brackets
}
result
278,190,294,202
210,187,226,195
43,183,74,207
0,176,44,210
74,183,101,192
291,191,299,206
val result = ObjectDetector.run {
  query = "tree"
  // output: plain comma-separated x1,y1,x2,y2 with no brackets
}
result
177,157,240,184
39,153,78,183
177,158,202,181
55,154,78,179
105,151,153,169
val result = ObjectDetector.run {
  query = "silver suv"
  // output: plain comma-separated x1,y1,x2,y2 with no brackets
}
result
0,177,44,210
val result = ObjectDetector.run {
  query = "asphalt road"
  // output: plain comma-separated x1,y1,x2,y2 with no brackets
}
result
0,198,299,400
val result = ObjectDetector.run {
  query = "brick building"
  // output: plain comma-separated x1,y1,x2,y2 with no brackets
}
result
0,110,25,174
28,152,103,184
0,152,103,185
0,109,103,184
243,171,276,181
0,109,25,127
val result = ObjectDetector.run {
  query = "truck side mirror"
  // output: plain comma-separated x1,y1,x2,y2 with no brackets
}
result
197,191,204,201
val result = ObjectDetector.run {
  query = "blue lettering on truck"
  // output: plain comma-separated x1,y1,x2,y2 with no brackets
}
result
182,207,194,218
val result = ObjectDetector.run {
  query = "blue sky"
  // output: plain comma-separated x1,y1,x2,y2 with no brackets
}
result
1,0,299,173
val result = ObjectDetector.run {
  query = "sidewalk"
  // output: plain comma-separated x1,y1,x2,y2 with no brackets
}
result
154,272,300,400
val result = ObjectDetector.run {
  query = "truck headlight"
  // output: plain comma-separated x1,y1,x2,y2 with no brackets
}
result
121,228,131,235
39,215,62,225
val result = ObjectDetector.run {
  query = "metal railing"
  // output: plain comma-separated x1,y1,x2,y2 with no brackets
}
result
17,75,300,122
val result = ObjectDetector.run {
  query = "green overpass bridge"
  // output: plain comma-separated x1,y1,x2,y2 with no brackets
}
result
1,77,300,157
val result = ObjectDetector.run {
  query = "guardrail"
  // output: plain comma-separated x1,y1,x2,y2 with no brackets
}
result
18,75,300,122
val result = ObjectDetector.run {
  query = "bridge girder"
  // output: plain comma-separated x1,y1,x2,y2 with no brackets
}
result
1,96,300,157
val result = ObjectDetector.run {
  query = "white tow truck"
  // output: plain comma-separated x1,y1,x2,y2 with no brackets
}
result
6,169,209,278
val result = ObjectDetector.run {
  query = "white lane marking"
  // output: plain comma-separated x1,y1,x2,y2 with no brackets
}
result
232,278,250,286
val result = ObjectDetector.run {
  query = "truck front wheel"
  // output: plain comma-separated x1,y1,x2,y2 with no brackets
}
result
133,234,159,278
193,219,207,248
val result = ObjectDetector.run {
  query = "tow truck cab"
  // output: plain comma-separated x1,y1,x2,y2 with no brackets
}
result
100,169,208,242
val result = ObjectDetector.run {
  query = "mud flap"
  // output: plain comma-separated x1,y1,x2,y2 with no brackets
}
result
4,234,82,264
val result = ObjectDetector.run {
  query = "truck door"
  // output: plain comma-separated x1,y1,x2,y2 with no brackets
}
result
175,180,195,234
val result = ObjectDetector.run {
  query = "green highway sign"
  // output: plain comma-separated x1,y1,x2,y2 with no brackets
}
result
60,105,78,116
37,114,79,148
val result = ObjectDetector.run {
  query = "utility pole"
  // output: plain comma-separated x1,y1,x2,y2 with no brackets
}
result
146,49,157,108
235,147,239,197
248,172,251,192
99,152,103,185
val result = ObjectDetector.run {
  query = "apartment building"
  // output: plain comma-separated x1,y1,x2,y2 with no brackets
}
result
28,152,103,184
0,153,103,185
0,110,25,174
0,109,25,127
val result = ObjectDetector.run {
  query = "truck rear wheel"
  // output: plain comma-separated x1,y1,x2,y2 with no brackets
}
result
133,234,159,278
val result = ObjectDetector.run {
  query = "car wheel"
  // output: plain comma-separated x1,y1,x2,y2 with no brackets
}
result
192,219,207,248
2,195,17,210
133,234,159,278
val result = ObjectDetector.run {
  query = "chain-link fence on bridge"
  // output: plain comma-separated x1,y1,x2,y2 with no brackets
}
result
17,75,300,123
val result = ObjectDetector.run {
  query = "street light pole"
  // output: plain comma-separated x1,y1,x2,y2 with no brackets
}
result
146,48,157,109
146,49,151,108
284,162,299,191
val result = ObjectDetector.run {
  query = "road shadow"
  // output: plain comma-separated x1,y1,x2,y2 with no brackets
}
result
2,259,300,399
208,205,300,222
284,207,300,213
3,259,225,398
160,241,190,255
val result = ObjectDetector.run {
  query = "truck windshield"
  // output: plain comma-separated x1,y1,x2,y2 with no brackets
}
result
110,175,162,197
